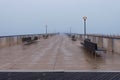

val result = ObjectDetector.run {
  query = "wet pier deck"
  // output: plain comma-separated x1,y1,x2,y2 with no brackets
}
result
0,35,120,71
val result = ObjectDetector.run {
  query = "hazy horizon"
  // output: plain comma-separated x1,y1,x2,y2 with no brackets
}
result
0,0,120,36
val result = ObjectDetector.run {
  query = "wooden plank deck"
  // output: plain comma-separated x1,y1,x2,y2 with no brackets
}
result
0,35,120,71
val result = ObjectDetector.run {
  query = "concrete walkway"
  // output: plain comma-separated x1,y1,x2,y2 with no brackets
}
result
0,35,120,71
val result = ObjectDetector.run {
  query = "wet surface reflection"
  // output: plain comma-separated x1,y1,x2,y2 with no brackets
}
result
80,46,106,70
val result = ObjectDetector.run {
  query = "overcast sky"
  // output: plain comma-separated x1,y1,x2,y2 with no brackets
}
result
0,0,120,36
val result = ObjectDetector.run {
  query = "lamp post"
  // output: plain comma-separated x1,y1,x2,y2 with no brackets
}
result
70,27,71,36
45,24,47,35
83,16,87,39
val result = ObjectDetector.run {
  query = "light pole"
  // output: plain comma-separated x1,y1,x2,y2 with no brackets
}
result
83,16,87,39
70,27,71,36
45,24,47,35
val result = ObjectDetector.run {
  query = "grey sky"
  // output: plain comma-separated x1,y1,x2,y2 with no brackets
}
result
0,0,120,36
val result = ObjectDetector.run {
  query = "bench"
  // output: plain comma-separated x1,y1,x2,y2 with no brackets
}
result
22,36,38,45
71,35,77,41
33,36,38,40
22,37,32,42
81,39,106,56
43,34,49,39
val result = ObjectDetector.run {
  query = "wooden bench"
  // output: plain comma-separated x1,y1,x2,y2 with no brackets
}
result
22,36,38,45
43,34,49,39
71,35,77,41
22,37,32,43
81,39,106,56
33,36,38,40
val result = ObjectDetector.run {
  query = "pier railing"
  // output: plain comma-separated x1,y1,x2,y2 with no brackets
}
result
66,33,120,54
0,33,57,48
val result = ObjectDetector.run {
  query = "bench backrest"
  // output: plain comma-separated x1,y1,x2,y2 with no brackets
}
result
72,35,75,39
22,37,32,42
84,40,97,51
34,36,38,40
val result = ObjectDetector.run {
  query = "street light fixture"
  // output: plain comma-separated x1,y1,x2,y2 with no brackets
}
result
83,16,87,39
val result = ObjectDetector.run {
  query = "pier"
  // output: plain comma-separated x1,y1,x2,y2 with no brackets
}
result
0,34,120,71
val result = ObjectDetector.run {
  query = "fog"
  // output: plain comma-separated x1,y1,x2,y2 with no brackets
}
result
0,0,120,36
